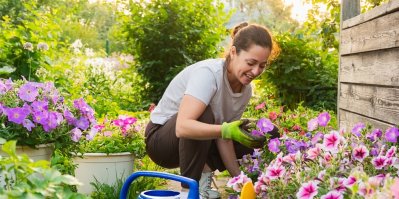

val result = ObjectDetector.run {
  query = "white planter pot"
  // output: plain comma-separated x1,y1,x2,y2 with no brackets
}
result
0,144,53,187
0,143,53,162
73,152,134,194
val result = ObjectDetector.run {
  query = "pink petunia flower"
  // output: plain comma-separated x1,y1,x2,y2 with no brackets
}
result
296,181,319,199
269,111,277,121
307,146,321,160
386,146,397,158
344,176,357,188
226,171,251,192
320,190,343,199
358,182,374,197
254,181,268,194
307,118,318,131
352,145,369,162
322,131,342,152
372,156,387,169
255,102,265,110
265,165,285,180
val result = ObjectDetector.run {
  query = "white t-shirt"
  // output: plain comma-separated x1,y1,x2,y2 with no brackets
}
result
150,58,252,125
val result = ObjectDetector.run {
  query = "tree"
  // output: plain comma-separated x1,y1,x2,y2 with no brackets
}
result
122,0,230,104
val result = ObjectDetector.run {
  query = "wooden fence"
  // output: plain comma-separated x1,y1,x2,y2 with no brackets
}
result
338,0,399,130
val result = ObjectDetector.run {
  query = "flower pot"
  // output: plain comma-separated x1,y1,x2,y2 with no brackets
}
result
72,152,134,194
0,143,53,161
0,143,54,187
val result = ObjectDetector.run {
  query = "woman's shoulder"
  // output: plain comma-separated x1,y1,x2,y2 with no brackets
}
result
189,58,224,73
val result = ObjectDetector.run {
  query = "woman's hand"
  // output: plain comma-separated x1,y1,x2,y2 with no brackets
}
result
221,119,265,148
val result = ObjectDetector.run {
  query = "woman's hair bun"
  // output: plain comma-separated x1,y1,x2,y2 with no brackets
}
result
231,22,249,38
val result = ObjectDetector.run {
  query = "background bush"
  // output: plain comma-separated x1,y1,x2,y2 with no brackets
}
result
122,0,230,104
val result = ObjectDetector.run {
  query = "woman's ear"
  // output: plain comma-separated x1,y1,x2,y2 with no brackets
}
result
229,46,237,59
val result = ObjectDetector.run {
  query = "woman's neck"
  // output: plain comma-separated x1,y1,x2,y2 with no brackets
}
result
226,69,243,93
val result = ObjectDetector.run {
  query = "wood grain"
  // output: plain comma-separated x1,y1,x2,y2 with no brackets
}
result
340,48,399,86
339,83,399,125
340,11,399,55
339,109,394,131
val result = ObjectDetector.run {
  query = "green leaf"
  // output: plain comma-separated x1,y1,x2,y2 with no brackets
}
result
2,140,17,157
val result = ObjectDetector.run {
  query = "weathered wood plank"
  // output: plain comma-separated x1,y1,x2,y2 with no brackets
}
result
343,0,399,29
340,11,399,55
341,0,360,22
339,109,394,131
340,48,399,86
338,83,399,125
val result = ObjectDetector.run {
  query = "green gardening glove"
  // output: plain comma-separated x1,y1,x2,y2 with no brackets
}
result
221,119,265,148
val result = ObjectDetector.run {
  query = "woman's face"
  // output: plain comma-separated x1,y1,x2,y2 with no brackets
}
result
229,44,271,86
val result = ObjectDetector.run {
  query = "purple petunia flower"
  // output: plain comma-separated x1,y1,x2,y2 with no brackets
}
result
251,129,264,136
257,118,274,133
285,139,301,154
32,110,49,125
42,111,59,132
64,109,76,125
75,117,90,130
317,112,331,127
31,100,49,112
22,119,35,131
18,82,39,102
70,128,82,142
268,138,280,153
370,147,379,156
385,127,399,143
351,122,365,136
5,107,30,124
86,127,98,141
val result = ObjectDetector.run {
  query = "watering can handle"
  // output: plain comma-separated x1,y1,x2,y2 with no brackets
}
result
119,171,199,199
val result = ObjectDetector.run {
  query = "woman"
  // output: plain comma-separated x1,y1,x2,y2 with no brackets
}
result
145,22,280,198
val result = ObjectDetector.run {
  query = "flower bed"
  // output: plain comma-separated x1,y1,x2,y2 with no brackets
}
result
227,111,399,198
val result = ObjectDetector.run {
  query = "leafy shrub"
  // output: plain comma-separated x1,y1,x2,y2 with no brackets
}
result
122,0,230,103
0,1,62,81
259,32,338,111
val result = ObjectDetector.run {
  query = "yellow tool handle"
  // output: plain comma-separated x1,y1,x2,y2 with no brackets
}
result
240,181,256,199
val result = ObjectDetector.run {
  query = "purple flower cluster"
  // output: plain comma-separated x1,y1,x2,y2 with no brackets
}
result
0,78,96,145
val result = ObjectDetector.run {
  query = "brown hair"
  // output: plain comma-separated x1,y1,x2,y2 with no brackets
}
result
225,22,280,65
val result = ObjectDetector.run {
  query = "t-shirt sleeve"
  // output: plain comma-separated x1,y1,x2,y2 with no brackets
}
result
185,67,217,105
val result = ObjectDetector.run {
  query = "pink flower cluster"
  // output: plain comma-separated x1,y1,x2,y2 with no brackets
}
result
227,114,399,198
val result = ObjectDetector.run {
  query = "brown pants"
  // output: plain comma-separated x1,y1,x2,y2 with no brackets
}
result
145,107,253,186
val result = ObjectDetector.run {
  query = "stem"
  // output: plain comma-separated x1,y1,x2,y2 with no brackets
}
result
28,51,31,81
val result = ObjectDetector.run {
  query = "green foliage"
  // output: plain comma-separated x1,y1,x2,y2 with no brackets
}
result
38,47,146,116
0,1,62,81
122,0,230,103
0,140,88,198
259,32,338,111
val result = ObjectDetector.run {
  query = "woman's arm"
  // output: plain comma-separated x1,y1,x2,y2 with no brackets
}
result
176,94,221,139
216,139,241,177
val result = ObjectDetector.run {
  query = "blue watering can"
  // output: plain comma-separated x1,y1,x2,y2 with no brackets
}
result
120,171,199,199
